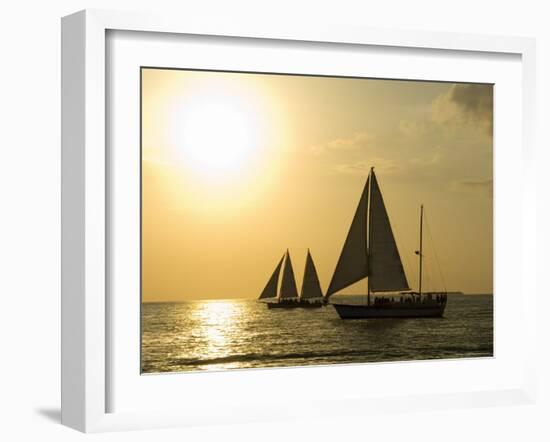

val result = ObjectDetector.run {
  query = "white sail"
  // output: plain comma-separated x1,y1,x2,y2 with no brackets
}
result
279,250,299,299
258,254,284,299
300,249,324,300
368,172,410,292
326,177,370,297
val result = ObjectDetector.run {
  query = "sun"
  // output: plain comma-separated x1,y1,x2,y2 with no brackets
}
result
170,92,264,176
160,78,283,212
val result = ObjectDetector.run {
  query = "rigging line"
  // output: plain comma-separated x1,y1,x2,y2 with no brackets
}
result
422,216,437,292
421,250,431,292
425,269,432,292
424,209,448,292
391,219,415,291
426,261,434,292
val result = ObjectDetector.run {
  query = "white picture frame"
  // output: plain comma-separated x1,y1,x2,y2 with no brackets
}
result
61,9,537,433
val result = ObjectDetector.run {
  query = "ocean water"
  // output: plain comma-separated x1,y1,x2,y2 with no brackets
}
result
141,294,493,373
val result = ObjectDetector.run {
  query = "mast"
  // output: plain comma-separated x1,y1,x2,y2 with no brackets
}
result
419,204,424,297
367,167,373,306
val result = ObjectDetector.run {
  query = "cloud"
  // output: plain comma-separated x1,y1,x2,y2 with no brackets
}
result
452,178,493,196
432,84,493,136
325,84,493,190
410,151,442,167
311,132,403,176
311,132,372,154
451,84,493,117
459,179,493,188
335,158,400,176
398,119,429,138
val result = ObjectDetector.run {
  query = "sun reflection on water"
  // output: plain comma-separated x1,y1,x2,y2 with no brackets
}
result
188,300,244,370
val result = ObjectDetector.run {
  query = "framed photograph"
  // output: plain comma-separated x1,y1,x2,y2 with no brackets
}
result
61,9,537,432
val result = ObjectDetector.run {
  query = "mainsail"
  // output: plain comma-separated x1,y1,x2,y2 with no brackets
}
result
279,250,299,299
300,249,324,300
258,254,284,299
326,169,410,298
368,173,410,292
326,177,370,297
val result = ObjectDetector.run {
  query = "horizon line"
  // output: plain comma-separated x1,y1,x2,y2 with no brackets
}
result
142,292,493,303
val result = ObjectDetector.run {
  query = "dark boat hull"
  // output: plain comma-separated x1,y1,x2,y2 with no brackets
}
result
298,302,324,309
265,299,325,309
331,301,446,319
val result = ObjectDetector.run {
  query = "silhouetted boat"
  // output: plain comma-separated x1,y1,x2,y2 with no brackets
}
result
326,167,447,319
259,249,325,309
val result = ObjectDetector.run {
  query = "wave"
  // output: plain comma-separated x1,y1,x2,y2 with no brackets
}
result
169,348,386,367
168,344,491,368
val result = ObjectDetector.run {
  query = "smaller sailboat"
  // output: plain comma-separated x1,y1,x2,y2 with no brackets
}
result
258,249,300,309
258,249,326,309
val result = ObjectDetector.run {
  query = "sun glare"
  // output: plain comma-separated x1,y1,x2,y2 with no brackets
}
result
158,77,284,214
171,93,264,176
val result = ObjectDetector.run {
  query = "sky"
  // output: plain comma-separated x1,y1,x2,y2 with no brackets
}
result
141,68,493,302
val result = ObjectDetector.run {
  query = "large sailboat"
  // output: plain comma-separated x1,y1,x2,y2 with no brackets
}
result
326,167,447,319
258,249,325,309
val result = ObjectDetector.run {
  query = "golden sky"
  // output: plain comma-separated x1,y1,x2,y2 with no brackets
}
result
141,68,493,302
